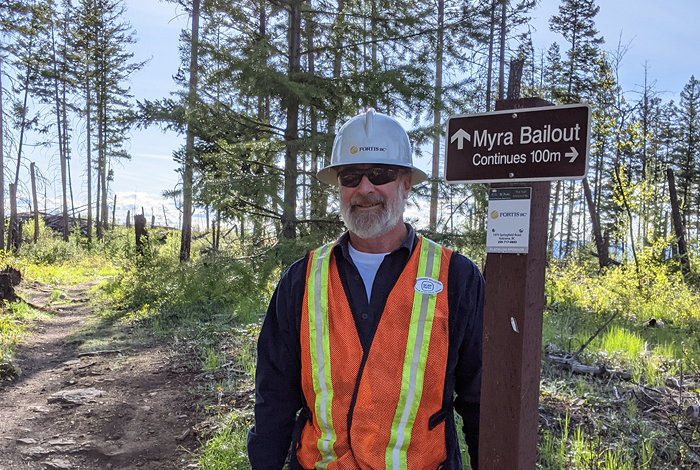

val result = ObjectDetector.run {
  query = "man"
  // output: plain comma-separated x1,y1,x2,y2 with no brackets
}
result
248,108,484,470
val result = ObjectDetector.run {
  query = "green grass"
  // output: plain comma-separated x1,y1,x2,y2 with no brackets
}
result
538,387,662,470
0,301,49,377
197,413,252,470
19,255,119,285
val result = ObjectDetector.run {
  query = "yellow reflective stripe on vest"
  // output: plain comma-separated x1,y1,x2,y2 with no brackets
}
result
385,239,442,470
307,242,337,468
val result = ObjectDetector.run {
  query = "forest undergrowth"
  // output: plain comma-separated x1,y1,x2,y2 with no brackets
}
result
540,241,700,469
2,222,700,469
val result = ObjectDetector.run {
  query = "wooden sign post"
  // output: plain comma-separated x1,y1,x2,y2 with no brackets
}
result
443,97,591,469
478,179,549,469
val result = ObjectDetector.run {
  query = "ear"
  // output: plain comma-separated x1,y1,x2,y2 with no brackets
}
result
402,173,412,197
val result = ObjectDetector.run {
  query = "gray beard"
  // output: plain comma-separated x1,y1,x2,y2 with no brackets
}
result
340,185,407,240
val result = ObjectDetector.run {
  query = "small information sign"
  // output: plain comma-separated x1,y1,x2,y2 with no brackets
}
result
486,187,531,253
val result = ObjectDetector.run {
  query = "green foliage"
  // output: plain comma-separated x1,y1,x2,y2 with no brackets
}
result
545,253,700,382
105,246,271,330
6,221,120,284
453,413,474,470
0,301,46,378
203,347,222,373
547,238,700,328
197,413,252,470
184,321,260,469
19,220,83,265
418,229,486,268
541,250,700,469
537,406,658,469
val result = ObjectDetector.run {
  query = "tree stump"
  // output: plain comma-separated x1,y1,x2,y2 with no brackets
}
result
134,214,147,255
0,267,22,302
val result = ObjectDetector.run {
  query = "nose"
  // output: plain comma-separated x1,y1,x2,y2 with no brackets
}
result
355,174,376,193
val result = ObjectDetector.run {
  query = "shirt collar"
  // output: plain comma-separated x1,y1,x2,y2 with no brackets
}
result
335,223,416,261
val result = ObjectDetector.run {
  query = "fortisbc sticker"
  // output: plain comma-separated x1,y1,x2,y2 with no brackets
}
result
414,277,443,295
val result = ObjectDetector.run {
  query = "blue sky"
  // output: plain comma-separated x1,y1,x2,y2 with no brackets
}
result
20,0,699,229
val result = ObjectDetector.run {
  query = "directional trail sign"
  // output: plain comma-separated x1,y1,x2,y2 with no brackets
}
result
445,104,591,183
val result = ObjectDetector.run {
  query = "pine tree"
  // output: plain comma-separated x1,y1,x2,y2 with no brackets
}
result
673,76,700,232
73,0,143,240
548,0,603,258
180,0,200,261
0,57,6,250
548,0,603,104
35,0,75,241
4,0,52,250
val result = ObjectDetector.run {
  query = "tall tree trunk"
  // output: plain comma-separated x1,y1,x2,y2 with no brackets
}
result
667,168,691,278
582,177,610,269
96,159,101,238
101,115,108,233
0,59,5,250
547,180,561,256
112,194,117,229
52,26,70,241
429,0,444,231
31,163,39,243
282,0,301,239
320,0,344,216
180,0,200,261
252,0,268,242
86,79,93,246
307,4,321,221
257,0,268,121
96,78,103,240
8,183,19,251
564,182,574,257
486,0,496,112
8,80,31,251
61,10,74,222
214,210,221,250
67,158,75,219
614,165,641,288
498,0,507,100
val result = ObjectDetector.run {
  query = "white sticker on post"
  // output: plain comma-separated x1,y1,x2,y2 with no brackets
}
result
486,187,531,254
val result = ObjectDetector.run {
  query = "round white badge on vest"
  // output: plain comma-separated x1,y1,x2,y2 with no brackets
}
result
414,277,443,295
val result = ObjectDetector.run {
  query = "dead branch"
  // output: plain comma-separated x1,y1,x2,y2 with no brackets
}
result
572,309,620,359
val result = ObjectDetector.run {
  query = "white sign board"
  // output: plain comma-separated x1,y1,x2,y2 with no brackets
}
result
486,187,531,253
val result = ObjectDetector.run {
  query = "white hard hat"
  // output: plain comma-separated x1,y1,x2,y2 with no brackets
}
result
317,108,428,186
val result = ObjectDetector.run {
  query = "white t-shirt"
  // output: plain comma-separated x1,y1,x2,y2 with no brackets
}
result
348,244,389,302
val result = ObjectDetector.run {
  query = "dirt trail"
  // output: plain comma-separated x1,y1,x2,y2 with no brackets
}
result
0,283,201,469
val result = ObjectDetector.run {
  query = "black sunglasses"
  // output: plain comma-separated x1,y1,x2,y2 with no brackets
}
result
337,167,403,188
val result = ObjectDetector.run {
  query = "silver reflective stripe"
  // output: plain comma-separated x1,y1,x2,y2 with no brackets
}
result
387,239,442,470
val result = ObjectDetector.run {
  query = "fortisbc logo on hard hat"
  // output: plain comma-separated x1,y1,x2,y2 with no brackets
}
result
350,145,387,155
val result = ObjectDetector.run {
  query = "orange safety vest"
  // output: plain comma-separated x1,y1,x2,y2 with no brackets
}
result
298,237,453,470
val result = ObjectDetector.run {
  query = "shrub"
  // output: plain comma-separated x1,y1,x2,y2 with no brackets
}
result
105,250,272,328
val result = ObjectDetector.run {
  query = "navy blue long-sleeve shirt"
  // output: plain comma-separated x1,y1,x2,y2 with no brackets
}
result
248,226,484,469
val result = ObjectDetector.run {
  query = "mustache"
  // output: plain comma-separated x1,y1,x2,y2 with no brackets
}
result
349,193,386,208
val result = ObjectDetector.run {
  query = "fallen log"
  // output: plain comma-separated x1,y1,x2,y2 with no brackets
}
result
547,354,632,380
